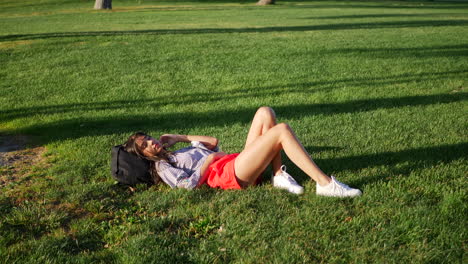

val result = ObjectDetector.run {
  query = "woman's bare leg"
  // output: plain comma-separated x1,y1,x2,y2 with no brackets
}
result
244,107,282,175
235,123,331,186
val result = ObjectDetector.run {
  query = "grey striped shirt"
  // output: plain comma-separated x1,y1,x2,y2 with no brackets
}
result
155,141,219,189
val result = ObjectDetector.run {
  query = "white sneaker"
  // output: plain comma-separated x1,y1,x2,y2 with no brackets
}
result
316,176,362,198
271,165,304,195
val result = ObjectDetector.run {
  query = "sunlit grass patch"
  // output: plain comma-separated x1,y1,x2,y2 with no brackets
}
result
0,0,467,263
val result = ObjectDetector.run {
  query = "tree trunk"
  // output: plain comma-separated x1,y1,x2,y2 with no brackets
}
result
94,0,112,10
256,0,275,5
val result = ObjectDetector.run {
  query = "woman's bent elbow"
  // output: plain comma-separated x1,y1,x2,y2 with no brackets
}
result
211,138,219,150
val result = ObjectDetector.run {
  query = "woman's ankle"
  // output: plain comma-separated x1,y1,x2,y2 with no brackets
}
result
316,175,332,186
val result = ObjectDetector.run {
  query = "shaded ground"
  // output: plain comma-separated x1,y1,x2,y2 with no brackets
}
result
0,135,45,187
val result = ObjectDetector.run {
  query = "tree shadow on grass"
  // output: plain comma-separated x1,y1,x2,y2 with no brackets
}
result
12,92,467,146
0,82,331,122
287,2,468,10
1,70,466,123
299,142,468,187
1,19,468,41
323,45,468,59
115,0,468,10
309,13,468,20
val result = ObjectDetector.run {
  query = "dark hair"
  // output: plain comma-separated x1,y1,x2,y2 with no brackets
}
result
124,132,172,185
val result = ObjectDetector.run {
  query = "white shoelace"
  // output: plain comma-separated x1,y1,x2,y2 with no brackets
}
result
329,177,353,196
280,166,297,183
333,177,351,189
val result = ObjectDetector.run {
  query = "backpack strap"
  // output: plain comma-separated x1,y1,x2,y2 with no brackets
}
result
114,146,121,174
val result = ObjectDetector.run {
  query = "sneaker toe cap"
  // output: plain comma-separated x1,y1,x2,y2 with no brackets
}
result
345,189,362,197
290,186,304,195
290,188,304,194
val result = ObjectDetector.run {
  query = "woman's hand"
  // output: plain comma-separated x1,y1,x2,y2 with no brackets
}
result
159,134,179,148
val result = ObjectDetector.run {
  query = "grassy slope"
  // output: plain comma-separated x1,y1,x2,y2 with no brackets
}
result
0,0,467,263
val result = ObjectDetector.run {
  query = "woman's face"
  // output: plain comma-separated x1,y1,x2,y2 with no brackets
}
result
136,135,163,157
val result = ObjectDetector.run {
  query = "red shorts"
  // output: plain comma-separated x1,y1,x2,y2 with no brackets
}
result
205,153,243,190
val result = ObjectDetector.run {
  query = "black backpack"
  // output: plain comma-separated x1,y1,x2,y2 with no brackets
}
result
111,145,154,186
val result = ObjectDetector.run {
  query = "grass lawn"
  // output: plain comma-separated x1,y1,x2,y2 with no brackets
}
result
0,0,467,263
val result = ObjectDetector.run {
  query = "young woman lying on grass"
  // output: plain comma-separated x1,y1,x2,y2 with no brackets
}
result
124,107,361,197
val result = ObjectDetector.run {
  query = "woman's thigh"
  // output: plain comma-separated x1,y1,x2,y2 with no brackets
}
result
235,126,282,183
244,107,276,147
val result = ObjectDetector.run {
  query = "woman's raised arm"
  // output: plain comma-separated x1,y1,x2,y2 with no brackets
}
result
160,134,218,150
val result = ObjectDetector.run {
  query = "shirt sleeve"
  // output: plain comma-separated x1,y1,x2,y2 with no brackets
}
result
155,161,200,189
191,141,220,152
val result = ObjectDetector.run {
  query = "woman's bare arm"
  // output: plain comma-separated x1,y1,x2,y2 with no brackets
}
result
160,134,218,150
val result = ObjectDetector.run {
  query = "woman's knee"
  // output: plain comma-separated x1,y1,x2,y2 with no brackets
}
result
275,123,293,140
257,106,276,120
276,122,291,131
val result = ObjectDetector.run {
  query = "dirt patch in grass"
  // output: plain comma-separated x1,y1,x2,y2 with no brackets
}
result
0,135,46,187
0,40,39,49
450,86,465,93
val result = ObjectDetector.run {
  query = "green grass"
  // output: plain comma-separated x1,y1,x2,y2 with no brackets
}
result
1,0,467,263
